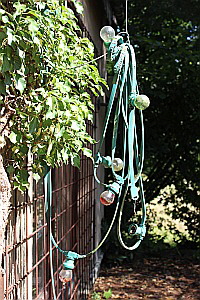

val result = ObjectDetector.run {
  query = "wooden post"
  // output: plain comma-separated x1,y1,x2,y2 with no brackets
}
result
0,271,4,300
0,154,11,300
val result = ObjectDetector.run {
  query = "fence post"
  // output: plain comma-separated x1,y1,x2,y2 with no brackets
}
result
0,271,4,300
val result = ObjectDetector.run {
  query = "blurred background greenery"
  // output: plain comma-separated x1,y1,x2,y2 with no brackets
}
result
102,0,199,264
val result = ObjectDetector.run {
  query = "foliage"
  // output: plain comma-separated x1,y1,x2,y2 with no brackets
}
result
0,0,106,190
91,292,101,300
146,185,192,247
127,0,200,243
91,289,112,300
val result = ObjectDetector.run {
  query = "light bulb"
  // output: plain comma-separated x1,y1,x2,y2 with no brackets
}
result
100,190,115,206
59,268,72,283
100,26,115,43
135,95,150,110
128,224,138,235
112,158,124,172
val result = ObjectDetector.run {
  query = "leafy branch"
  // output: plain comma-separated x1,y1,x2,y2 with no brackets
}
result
0,0,106,190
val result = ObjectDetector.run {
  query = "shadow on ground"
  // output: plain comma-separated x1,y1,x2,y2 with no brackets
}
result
89,253,200,299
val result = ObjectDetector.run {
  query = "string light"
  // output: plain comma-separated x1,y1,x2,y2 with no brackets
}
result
100,26,115,43
100,182,121,206
135,95,150,110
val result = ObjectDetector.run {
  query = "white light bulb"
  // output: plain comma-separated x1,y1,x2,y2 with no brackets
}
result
100,190,115,206
59,269,72,283
135,95,150,110
112,158,124,172
100,26,115,43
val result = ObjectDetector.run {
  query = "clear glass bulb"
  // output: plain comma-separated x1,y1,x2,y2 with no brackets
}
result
129,224,138,235
59,269,72,283
112,158,124,172
135,95,150,110
100,26,115,43
100,190,115,206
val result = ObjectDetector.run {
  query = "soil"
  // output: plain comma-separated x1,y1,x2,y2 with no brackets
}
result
88,253,200,299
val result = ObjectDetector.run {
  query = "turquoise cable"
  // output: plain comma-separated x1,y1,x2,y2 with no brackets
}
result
44,168,57,300
44,31,147,269
94,34,147,249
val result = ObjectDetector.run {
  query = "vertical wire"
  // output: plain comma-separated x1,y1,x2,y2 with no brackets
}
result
125,0,130,43
125,0,128,34
45,169,57,300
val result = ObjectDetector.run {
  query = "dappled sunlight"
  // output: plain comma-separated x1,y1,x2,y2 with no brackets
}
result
89,256,200,299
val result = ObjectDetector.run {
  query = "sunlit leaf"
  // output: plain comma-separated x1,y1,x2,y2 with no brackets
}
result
9,132,17,144
15,76,26,93
82,148,92,158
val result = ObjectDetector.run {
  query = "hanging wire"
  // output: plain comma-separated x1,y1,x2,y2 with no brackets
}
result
68,52,107,69
44,169,57,300
125,0,130,43
125,0,128,34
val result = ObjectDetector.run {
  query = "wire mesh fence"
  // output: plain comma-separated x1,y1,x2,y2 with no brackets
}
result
3,119,101,300
2,1,108,298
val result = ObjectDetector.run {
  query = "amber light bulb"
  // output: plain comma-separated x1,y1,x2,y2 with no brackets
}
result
59,259,74,284
59,269,72,283
100,190,115,206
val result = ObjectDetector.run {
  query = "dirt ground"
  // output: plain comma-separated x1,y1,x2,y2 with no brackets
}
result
88,254,200,299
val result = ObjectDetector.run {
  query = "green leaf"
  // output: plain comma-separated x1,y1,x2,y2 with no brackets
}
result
29,117,39,133
9,132,17,144
71,121,80,131
7,165,15,174
71,153,80,168
103,289,112,299
91,292,101,300
0,81,6,94
45,111,56,119
2,15,9,23
82,148,92,158
72,1,83,14
33,172,41,182
28,19,39,32
13,2,26,18
19,145,28,155
0,9,6,15
13,56,22,70
2,55,12,72
0,31,7,43
7,28,14,45
47,142,53,156
18,169,28,182
36,3,46,10
15,76,26,93
46,96,53,108
61,148,69,162
4,73,12,85
17,48,25,59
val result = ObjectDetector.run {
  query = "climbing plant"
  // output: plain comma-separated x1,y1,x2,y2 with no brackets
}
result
0,0,106,191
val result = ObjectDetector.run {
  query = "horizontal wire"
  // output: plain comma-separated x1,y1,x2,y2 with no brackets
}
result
68,52,107,69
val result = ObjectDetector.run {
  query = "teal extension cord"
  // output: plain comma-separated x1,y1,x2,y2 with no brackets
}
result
44,28,149,299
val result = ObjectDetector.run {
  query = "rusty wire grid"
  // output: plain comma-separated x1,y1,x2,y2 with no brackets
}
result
3,117,100,300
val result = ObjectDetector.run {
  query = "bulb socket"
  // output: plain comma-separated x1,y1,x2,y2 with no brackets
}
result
63,259,74,270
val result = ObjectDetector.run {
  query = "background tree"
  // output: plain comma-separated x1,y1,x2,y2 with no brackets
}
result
128,0,200,244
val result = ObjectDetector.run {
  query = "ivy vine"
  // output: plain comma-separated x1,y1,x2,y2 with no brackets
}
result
0,0,106,191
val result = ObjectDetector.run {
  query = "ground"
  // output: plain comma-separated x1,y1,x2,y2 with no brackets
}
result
88,253,200,299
